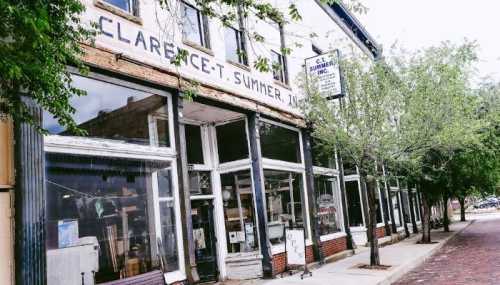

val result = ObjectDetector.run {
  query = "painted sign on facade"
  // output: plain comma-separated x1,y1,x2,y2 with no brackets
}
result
305,52,342,99
81,2,301,116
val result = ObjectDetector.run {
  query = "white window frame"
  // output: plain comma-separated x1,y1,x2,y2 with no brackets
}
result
344,174,366,229
43,72,186,283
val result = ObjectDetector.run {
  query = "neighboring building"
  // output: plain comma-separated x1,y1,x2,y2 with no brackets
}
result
0,117,14,285
9,1,388,284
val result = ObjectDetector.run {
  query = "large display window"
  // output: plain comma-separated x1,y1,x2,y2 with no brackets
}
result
314,175,342,235
390,189,402,227
44,73,182,284
346,180,364,227
264,170,307,244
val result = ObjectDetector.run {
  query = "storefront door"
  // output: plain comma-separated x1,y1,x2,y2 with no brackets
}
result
191,199,218,282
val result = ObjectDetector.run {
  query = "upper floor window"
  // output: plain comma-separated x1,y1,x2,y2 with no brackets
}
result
225,26,247,66
259,121,301,164
181,2,210,49
103,0,138,15
271,50,286,83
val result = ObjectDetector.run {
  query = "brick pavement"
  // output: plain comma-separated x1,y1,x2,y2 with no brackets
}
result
394,217,500,285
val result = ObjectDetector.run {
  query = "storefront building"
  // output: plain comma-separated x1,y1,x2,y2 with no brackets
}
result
10,0,382,284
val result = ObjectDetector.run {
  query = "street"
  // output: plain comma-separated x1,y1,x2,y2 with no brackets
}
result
395,212,500,285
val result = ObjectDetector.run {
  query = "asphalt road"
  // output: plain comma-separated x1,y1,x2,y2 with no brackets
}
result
394,212,500,285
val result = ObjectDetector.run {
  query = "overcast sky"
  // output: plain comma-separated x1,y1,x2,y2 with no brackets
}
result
358,0,500,82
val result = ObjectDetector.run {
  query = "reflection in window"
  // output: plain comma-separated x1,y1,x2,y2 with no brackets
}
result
312,139,335,169
45,154,178,283
315,176,341,235
346,181,363,227
181,2,210,48
225,26,247,65
401,191,411,223
43,75,170,147
342,158,357,175
216,120,248,163
413,192,421,221
221,171,258,253
391,191,401,227
259,121,301,163
271,50,286,83
185,124,204,165
264,170,306,244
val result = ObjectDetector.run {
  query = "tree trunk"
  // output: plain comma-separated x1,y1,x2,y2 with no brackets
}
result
364,174,380,266
459,197,466,222
442,192,450,232
420,193,432,243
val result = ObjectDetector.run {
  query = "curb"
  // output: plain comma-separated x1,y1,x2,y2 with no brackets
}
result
378,220,473,285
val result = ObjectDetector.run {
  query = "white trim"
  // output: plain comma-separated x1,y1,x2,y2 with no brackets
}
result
259,117,301,132
271,243,286,255
218,159,252,173
344,174,360,181
312,166,339,176
262,158,305,172
320,232,347,242
164,270,187,284
376,223,385,228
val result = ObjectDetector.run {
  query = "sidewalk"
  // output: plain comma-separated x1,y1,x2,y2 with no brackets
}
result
221,221,471,285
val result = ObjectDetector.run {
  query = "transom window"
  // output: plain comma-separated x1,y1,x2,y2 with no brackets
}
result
259,121,301,164
181,2,210,49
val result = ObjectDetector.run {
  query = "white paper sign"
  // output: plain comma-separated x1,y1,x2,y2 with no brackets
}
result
285,228,306,265
305,52,342,98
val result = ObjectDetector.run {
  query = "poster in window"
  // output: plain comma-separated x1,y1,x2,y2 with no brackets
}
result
193,228,206,250
58,220,79,248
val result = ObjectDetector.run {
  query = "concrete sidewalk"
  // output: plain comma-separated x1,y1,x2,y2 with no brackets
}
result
221,221,471,285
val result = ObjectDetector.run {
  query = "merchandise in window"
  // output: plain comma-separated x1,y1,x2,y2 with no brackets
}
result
271,50,286,83
181,2,210,48
221,171,258,253
189,171,212,196
259,121,301,163
225,26,247,65
43,75,170,147
264,170,307,244
216,120,249,163
315,176,342,235
104,0,136,14
346,180,363,227
45,154,179,284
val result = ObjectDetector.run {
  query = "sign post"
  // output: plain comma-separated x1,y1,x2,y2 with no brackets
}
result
283,227,312,279
305,50,343,100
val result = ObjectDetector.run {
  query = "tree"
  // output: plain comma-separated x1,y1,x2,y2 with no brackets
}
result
303,54,402,266
396,41,482,243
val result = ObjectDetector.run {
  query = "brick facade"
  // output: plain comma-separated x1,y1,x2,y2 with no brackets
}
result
321,236,348,257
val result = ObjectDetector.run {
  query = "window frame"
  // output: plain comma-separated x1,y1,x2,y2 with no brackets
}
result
271,50,286,84
43,71,186,283
224,25,248,66
181,1,211,49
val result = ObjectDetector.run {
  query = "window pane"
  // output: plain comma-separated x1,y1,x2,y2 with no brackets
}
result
45,153,175,283
43,75,170,147
259,121,301,163
216,120,248,163
221,171,258,253
158,168,173,198
156,117,170,147
312,139,335,168
271,51,284,82
182,3,203,46
401,191,411,223
264,170,307,244
159,200,179,272
315,176,341,235
189,171,212,195
345,181,363,227
391,191,401,227
104,0,131,12
342,158,357,175
185,124,204,165
374,187,383,224
225,27,240,63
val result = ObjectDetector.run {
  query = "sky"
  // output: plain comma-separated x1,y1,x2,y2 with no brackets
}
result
358,0,500,82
